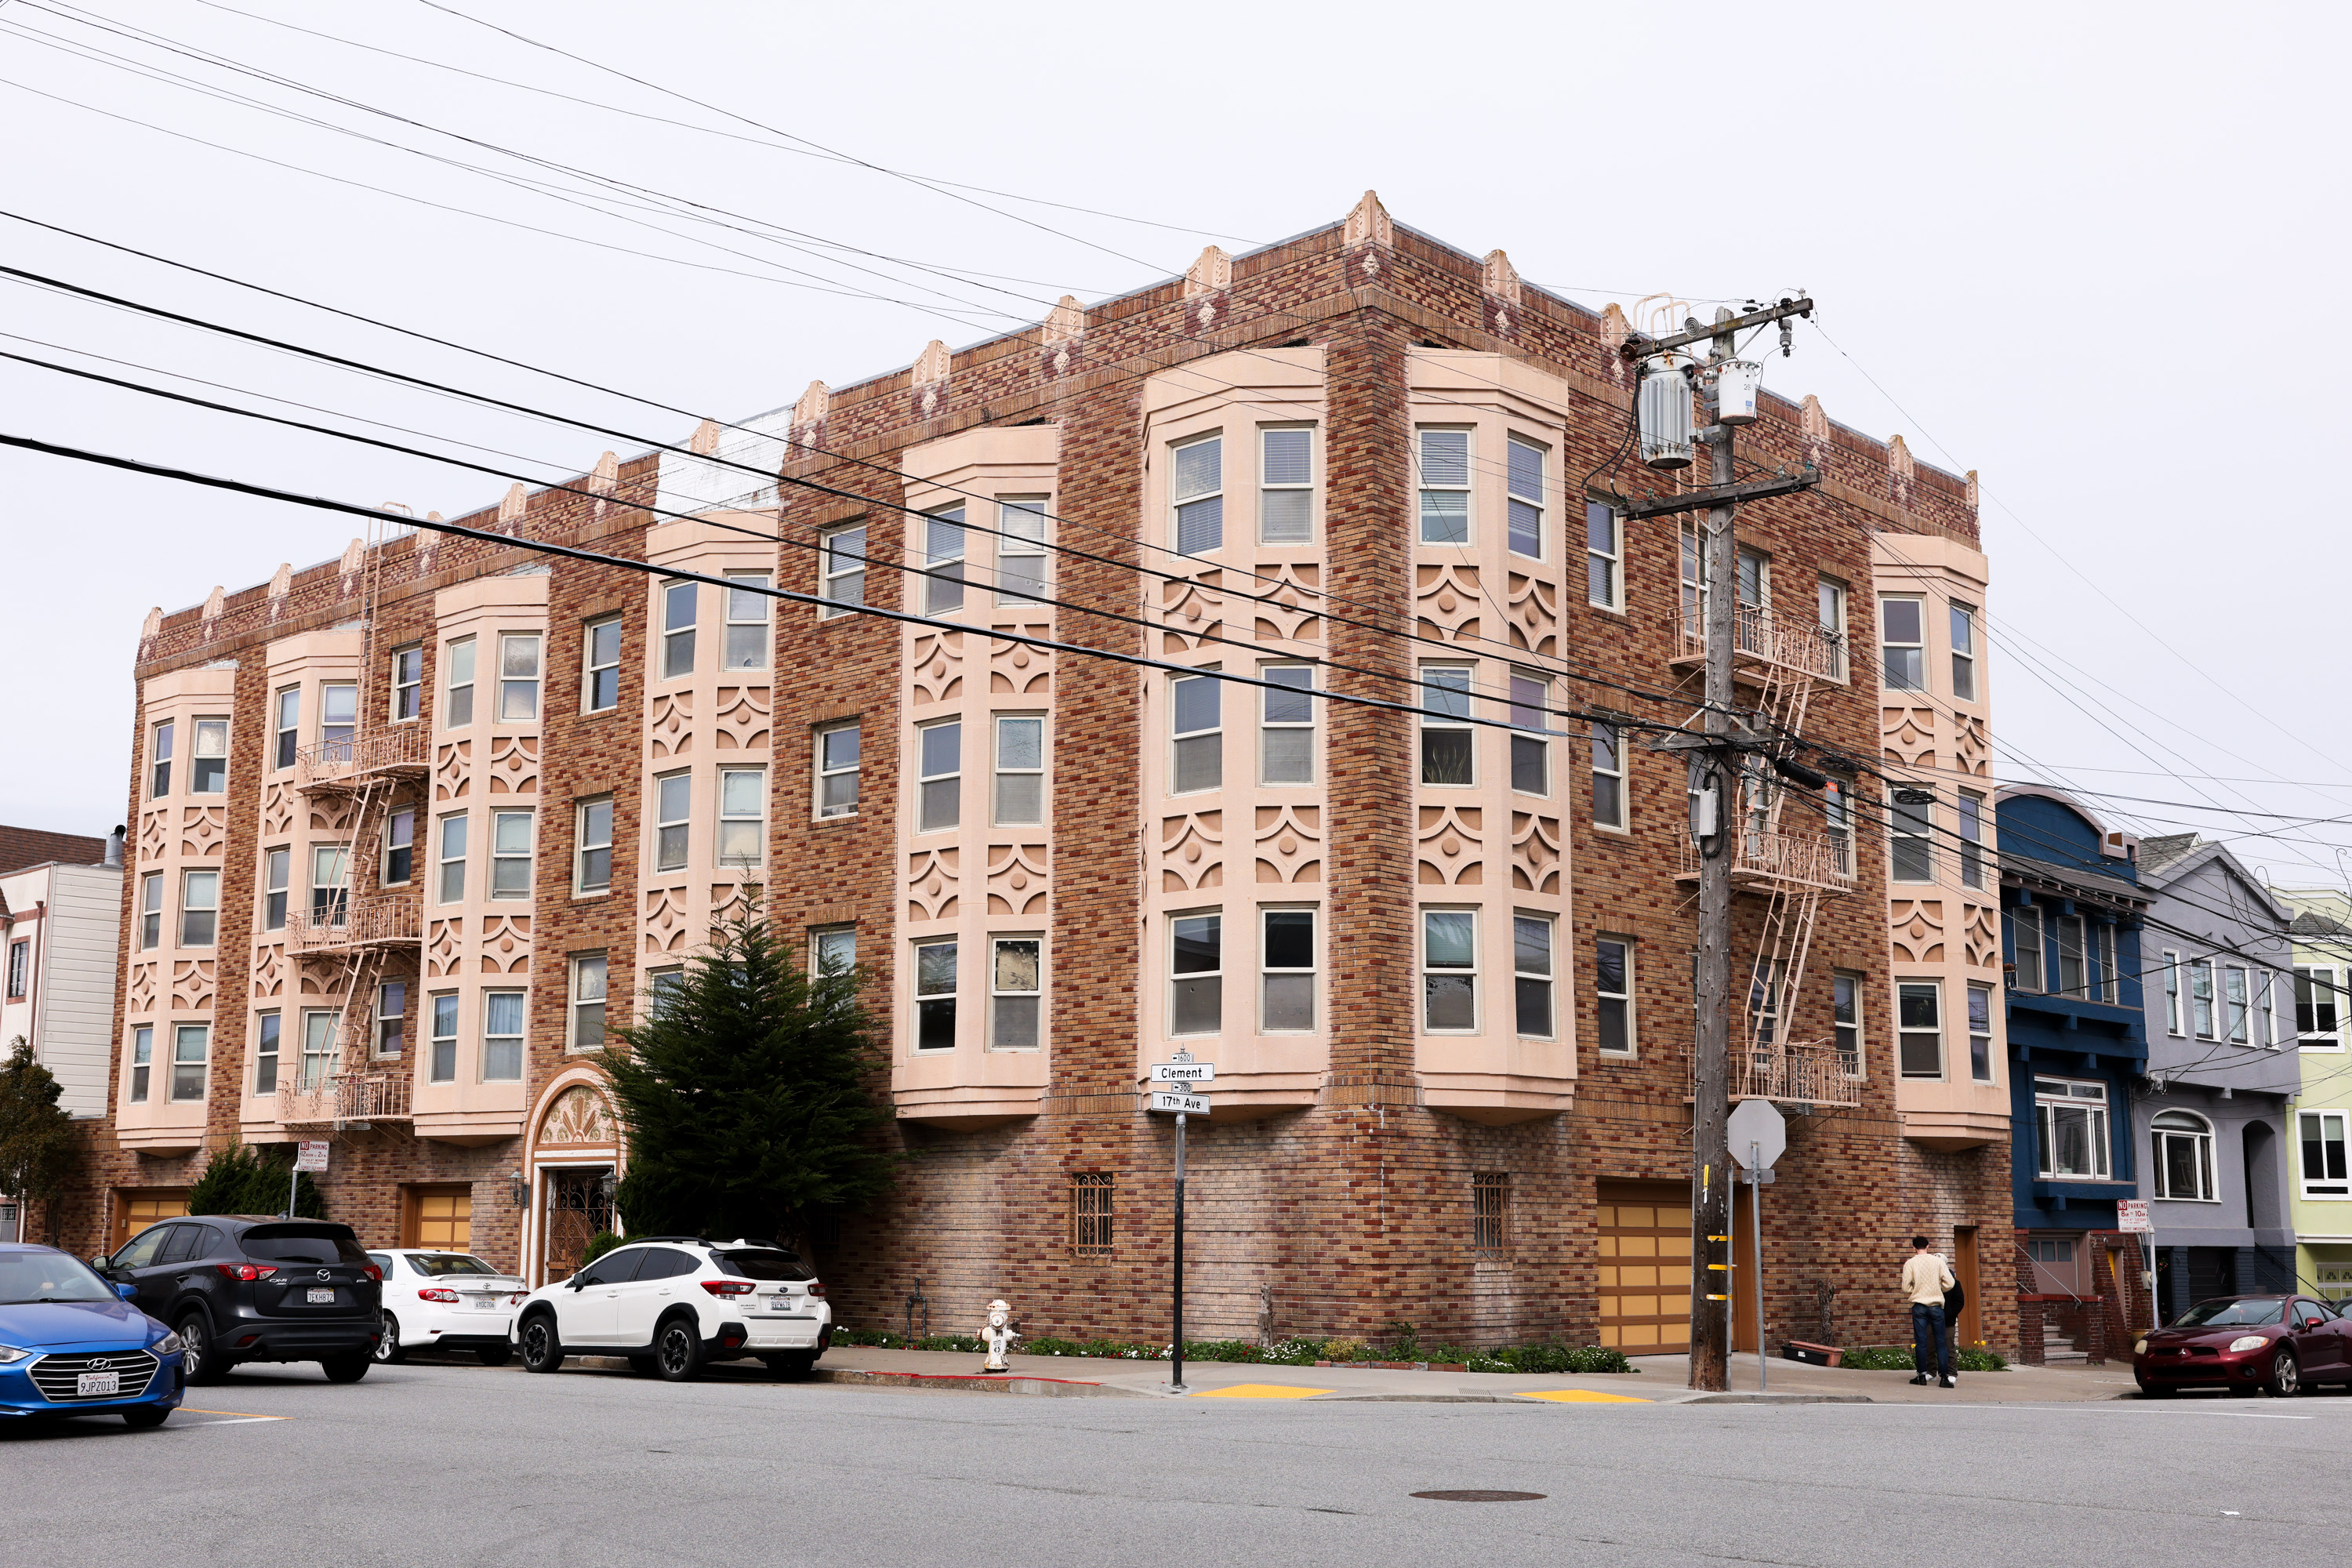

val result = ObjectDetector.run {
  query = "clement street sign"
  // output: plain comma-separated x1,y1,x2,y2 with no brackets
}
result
1149,1062,1216,1084
1148,1090,1210,1116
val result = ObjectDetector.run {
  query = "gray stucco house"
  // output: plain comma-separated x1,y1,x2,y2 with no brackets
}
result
2133,834,2299,1317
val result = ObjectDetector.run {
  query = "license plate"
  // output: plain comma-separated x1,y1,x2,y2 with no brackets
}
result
77,1371,120,1396
307,1287,336,1304
765,1296,793,1312
473,1297,498,1311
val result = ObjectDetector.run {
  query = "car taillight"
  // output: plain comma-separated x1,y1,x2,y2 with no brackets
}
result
807,1282,826,1298
215,1263,279,1282
362,1265,383,1283
700,1280,756,1297
417,1288,460,1304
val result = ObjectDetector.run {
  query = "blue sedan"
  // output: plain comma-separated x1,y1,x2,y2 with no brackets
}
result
0,1243,184,1428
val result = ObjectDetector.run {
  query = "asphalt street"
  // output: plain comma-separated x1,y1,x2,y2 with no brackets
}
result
8,1354,2348,1566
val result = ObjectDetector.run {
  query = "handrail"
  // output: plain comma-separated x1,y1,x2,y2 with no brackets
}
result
1677,826,1856,891
296,725,429,788
285,893,420,953
1693,1038,1860,1108
1673,605,1848,682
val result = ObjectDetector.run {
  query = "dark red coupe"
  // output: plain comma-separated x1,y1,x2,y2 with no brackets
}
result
2133,1295,2352,1396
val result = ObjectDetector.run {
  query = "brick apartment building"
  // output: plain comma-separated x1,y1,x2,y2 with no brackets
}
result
64,192,2017,1358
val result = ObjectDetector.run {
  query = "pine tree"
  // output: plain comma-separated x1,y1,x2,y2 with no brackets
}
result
596,916,893,1258
185,1143,325,1219
0,1038,82,1245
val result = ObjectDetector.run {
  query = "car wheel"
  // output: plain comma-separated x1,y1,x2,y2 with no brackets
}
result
763,1352,818,1381
121,1405,171,1429
176,1312,225,1386
474,1345,512,1367
373,1313,405,1364
2267,1348,2300,1397
654,1318,704,1383
321,1354,371,1385
519,1314,564,1374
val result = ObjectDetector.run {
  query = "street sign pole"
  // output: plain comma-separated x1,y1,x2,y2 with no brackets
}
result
1148,1051,1214,1395
1171,1109,1186,1394
1751,1141,1766,1394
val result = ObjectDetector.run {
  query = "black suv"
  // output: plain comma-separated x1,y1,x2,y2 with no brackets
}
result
93,1216,382,1385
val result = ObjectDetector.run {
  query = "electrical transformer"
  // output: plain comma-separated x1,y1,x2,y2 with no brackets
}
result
1638,361,1693,469
1716,359,1762,424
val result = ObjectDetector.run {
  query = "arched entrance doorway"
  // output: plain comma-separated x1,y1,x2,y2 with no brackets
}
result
523,1072,623,1285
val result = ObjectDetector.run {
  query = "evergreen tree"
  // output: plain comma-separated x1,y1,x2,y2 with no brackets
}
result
0,1039,81,1245
185,1142,325,1219
597,916,893,1258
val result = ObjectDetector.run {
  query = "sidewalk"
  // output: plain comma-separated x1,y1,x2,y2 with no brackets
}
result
811,1345,2140,1403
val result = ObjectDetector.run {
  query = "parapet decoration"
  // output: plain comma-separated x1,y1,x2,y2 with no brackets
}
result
1887,432,1915,507
267,562,292,621
1483,247,1522,338
912,339,950,421
199,586,225,627
497,483,528,534
1044,295,1085,378
1343,189,1394,273
1184,246,1231,332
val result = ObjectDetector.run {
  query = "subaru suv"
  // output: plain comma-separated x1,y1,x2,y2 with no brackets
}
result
512,1238,829,1382
93,1216,381,1384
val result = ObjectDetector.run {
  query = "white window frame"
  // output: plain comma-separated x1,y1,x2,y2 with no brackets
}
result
583,616,622,713
913,939,959,1051
1170,673,1222,796
989,935,1043,1051
1416,426,1472,546
1817,576,1848,642
2151,1109,2218,1202
1590,719,1625,830
1595,936,1635,1056
2301,1109,2350,1199
2224,964,2251,1045
1958,790,1986,891
2034,1076,2112,1181
1967,981,1995,1084
139,872,162,950
149,717,173,798
724,571,771,670
916,720,962,832
654,771,691,871
717,768,764,870
815,721,860,820
1834,969,1864,1078
993,714,1045,827
191,717,229,795
819,522,866,615
481,989,525,1082
1421,907,1479,1035
428,991,459,1083
568,953,607,1054
170,1022,209,1102
129,1024,152,1103
320,683,357,760
274,687,299,771
1508,670,1548,797
496,633,542,723
489,809,534,900
1504,434,1546,560
309,844,348,927
376,981,406,1058
574,797,613,895
390,644,423,722
436,812,468,905
2298,966,2343,1050
811,925,857,977
1880,594,1926,691
1890,793,1935,883
2012,906,2044,993
444,637,476,728
1258,906,1317,1034
1512,914,1555,1040
180,869,219,949
1168,911,1223,1037
1418,664,1474,788
1258,666,1315,786
1586,499,1622,612
1258,426,1313,546
1950,601,1978,702
2161,949,2183,1035
2260,970,2278,1048
383,808,416,889
662,582,697,678
924,506,967,614
1897,979,1944,1080
2190,957,2216,1040
252,1011,278,1097
1171,434,1223,557
646,967,684,1022
995,497,1049,606
2055,916,2087,998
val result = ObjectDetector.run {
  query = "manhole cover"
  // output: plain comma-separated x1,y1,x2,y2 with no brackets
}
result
1411,1490,1545,1503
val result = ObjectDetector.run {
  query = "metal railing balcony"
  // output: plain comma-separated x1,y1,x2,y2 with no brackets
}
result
284,893,421,954
1676,827,1856,893
278,1067,412,1127
1671,605,1848,684
296,726,430,790
1691,1040,1862,1110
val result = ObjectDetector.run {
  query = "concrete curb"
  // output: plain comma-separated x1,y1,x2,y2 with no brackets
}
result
1656,1392,1875,1405
815,1367,1145,1399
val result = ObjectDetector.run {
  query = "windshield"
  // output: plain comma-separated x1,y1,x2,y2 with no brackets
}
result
0,1250,115,1305
2176,1298,2285,1328
410,1254,498,1277
716,1250,813,1283
241,1226,371,1265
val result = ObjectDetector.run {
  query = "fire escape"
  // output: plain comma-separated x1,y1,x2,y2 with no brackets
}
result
278,517,426,1131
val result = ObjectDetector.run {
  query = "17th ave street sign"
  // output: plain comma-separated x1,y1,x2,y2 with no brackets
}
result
1148,1090,1210,1116
1149,1061,1216,1084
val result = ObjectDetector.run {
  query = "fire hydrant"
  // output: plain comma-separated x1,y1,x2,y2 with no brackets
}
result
980,1298,1019,1372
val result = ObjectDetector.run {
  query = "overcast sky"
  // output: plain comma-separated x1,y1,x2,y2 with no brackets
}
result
5,1,2347,890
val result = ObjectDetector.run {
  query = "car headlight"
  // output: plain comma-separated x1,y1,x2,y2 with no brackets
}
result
155,1332,183,1356
2230,1336,2270,1353
0,1344,26,1364
2134,1338,2148,1356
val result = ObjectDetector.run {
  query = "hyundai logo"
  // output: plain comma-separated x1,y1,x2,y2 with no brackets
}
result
84,1358,112,1371
318,1269,332,1279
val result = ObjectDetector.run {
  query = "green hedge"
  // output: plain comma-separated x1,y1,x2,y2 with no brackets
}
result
1837,1344,2006,1372
826,1327,1634,1373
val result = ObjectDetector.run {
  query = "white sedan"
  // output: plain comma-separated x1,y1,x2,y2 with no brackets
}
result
365,1249,530,1365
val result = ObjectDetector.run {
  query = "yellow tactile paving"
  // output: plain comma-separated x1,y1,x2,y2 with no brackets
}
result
1189,1382,1334,1399
1515,1388,1650,1403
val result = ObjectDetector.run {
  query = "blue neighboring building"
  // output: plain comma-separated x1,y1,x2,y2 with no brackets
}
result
1996,787,2149,1345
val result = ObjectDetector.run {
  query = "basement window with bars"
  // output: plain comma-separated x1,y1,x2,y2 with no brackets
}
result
1472,1173,1509,1256
1069,1172,1114,1256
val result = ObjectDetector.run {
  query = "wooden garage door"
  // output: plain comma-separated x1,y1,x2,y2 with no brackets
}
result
1596,1181,1693,1353
405,1187,472,1250
112,1189,189,1253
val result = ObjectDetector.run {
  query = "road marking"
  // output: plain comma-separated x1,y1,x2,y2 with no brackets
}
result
176,1408,290,1422
1190,1383,1333,1399
1861,1402,2314,1420
1516,1389,1650,1404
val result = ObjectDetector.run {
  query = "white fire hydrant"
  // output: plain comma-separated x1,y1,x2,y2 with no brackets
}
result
980,1298,1019,1372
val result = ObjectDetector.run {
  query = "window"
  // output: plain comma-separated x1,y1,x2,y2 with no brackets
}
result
2302,1110,2350,1198
811,926,857,977
992,717,1045,826
429,993,458,1083
129,1025,151,1103
1881,596,1925,690
1968,982,1994,1083
647,967,684,1019
482,991,524,1080
5,939,24,999
1419,665,1473,786
1070,1172,1114,1256
914,940,957,1050
1508,672,1548,795
1679,521,1707,629
139,873,162,949
191,718,228,793
490,811,533,898
445,637,476,727
1472,1173,1509,1256
1259,908,1316,1033
266,848,292,931
150,718,173,797
1817,577,1847,643
2152,1110,2217,1201
2162,949,2183,1035
1834,971,1864,1076
575,797,612,894
170,1023,209,1102
1260,667,1315,786
1591,720,1624,828
180,870,219,948
2054,916,2085,997
2190,958,2216,1039
2225,965,2251,1045
989,938,1041,1049
498,634,542,721
1587,500,1622,610
1824,778,1852,870
1735,546,1770,612
321,682,357,760
1958,791,1985,890
2012,906,2043,993
570,954,607,1053
2298,967,2342,1047
274,688,299,770
1951,603,1977,702
1171,675,1222,794
1897,981,1943,1079
1172,435,1222,555
376,982,406,1057
391,645,423,721
814,723,861,819
2261,971,2278,1048
924,508,967,613
996,499,1049,604
1504,436,1545,558
724,572,771,670
437,813,469,904
820,523,866,614
662,582,698,677
655,772,691,870
1171,914,1221,1036
252,1012,278,1096
2035,1077,2111,1180
1259,428,1312,544
1891,791,1935,882
583,618,622,712
1417,428,1471,545
384,808,415,886
298,1010,336,1091
917,721,962,831
1595,937,1633,1054
1514,916,1555,1038
718,769,764,869
1422,909,1477,1033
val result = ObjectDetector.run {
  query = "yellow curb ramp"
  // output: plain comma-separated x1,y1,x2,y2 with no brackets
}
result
1189,1383,1335,1399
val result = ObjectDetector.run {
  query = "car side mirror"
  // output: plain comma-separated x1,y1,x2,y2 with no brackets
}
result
564,1277,585,1291
116,1283,137,1301
90,1254,110,1271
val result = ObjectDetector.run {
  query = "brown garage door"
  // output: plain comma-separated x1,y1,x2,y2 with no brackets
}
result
1597,1181,1693,1353
111,1189,189,1254
404,1186,472,1250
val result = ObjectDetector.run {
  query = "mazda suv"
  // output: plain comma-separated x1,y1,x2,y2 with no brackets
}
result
93,1216,381,1384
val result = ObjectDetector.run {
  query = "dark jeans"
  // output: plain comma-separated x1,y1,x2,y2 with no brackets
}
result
1911,1302,1952,1379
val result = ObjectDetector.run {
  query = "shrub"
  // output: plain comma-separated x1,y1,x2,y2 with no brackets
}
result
184,1143,323,1221
1838,1344,2006,1373
576,1232,626,1269
1320,1336,1370,1362
1466,1342,1634,1375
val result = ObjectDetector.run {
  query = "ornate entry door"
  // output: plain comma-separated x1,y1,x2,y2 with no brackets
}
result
542,1167,613,1283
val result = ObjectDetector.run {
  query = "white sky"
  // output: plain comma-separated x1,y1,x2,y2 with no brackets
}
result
4,0,2347,890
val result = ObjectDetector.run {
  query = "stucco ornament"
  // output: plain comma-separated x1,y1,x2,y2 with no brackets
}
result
979,1298,1019,1371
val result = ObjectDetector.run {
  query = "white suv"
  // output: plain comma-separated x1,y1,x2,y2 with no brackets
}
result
511,1238,830,1382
